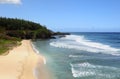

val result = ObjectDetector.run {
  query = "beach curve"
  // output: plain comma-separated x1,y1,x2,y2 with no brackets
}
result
0,40,48,79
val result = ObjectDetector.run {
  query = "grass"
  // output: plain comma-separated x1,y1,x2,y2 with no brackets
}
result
0,39,21,55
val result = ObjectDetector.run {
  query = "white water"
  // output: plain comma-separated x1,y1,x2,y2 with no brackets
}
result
31,43,46,64
31,43,40,54
69,55,84,58
70,62,120,78
50,35,120,56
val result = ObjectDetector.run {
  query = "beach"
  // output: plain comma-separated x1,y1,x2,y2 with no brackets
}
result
0,40,49,79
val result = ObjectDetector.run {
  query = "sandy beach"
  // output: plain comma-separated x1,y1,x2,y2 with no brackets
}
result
0,40,49,79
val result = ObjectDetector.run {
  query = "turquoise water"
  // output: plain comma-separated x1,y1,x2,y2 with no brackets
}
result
33,32,120,79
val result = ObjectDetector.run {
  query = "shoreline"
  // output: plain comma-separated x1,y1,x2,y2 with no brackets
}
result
0,40,49,79
31,41,52,79
31,42,46,65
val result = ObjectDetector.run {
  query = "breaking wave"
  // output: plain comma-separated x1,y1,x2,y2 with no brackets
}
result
50,35,120,56
70,62,120,78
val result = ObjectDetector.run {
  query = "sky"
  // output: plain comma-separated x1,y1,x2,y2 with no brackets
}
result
0,0,120,32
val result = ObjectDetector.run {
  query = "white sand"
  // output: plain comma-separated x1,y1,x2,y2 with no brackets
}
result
0,40,46,79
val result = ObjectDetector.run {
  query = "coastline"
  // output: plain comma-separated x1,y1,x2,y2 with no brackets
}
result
31,41,52,79
0,40,49,79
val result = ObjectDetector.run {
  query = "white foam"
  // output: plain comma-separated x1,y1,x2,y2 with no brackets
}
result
70,62,96,77
69,55,84,58
50,35,120,56
71,67,95,77
31,43,46,64
31,43,40,54
43,57,46,64
70,62,120,78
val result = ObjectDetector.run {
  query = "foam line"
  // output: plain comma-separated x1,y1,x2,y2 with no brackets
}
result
43,57,46,64
50,35,120,56
70,62,120,78
31,42,46,64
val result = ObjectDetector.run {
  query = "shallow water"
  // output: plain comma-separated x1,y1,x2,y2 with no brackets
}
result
33,32,120,79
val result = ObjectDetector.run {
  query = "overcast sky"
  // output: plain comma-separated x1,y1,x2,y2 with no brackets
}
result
0,0,120,32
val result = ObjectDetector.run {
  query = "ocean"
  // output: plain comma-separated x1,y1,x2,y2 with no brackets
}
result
33,32,120,79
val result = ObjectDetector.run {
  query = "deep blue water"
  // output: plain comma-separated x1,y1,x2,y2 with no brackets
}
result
33,32,120,79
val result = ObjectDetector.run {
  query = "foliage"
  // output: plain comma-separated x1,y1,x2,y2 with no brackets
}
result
0,17,53,54
0,37,21,55
0,17,53,39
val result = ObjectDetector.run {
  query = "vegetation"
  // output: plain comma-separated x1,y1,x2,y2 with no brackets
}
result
0,17,53,39
0,17,70,54
0,17,53,54
0,36,21,55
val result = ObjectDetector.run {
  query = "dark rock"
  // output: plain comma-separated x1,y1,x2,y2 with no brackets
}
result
53,32,70,35
50,36,56,39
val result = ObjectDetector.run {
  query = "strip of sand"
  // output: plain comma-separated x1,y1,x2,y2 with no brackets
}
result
0,40,47,79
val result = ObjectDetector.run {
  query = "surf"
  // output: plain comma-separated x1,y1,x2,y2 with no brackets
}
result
50,35,120,56
70,62,120,78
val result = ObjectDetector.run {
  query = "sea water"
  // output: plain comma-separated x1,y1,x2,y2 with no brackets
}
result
33,32,120,79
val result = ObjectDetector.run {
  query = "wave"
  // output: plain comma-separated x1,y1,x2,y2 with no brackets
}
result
31,43,40,54
50,35,120,56
69,55,84,58
70,62,120,78
69,54,120,60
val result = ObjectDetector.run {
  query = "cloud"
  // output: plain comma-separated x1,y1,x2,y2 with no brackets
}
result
0,0,21,4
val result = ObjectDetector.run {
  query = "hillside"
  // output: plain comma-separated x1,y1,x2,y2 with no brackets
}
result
0,17,53,39
0,17,53,54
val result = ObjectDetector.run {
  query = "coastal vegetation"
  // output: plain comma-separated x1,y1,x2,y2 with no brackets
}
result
0,38,21,55
0,17,53,39
0,17,53,54
0,17,70,54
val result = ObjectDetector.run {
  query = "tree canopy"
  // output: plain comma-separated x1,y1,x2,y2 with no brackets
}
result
0,17,53,39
